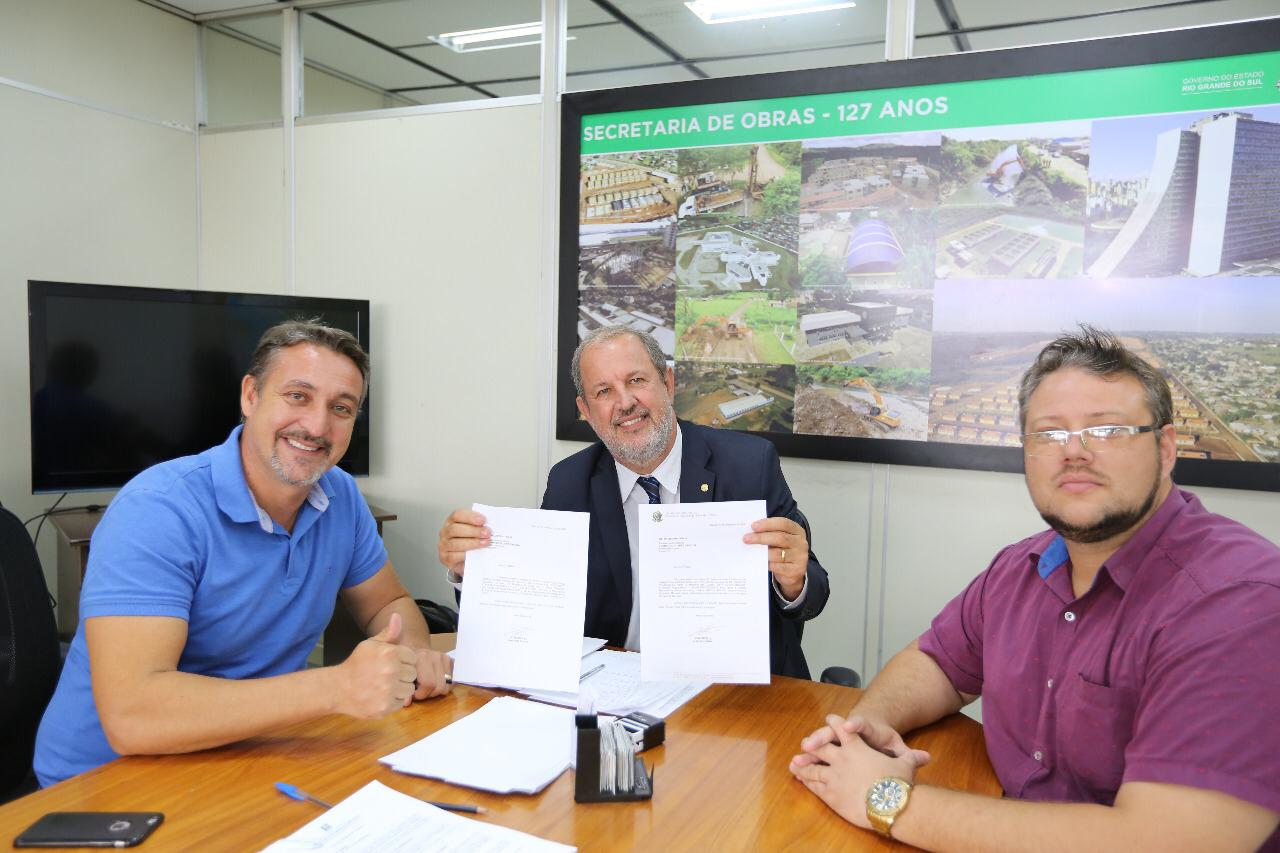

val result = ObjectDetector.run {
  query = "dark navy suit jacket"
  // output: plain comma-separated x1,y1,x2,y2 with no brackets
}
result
541,421,829,679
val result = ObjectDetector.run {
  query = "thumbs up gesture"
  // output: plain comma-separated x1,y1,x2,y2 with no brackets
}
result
335,612,419,719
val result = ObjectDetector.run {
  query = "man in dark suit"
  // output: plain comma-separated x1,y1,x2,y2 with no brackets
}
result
439,326,828,678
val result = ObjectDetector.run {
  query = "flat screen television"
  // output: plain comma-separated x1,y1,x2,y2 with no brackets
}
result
28,281,371,493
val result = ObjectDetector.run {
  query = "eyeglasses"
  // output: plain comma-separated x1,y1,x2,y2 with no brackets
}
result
1020,424,1160,457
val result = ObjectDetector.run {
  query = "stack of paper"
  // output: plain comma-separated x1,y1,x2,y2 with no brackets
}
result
520,650,709,718
260,780,573,852
381,698,574,794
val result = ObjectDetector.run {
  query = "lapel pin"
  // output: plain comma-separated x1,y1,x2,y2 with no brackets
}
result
700,483,709,492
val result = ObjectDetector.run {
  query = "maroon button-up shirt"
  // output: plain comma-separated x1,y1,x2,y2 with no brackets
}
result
919,487,1280,846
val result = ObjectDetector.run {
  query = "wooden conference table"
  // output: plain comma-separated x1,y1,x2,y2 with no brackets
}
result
1,637,1000,851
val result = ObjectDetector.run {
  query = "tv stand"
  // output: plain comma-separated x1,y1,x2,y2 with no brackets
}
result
47,501,398,655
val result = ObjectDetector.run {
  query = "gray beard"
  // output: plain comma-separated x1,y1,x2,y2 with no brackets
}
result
270,449,327,488
599,406,676,471
1039,469,1161,545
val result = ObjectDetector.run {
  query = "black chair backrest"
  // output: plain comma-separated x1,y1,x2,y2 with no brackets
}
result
0,506,61,798
415,599,459,635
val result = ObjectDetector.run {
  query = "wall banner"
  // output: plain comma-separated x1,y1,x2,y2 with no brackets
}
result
558,20,1280,492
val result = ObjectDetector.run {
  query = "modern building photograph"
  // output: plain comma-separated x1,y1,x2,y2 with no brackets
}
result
1086,106,1280,278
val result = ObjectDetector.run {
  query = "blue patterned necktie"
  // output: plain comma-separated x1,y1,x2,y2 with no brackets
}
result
637,476,662,504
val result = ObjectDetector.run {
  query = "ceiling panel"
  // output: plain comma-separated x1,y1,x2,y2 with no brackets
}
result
301,13,455,90
567,63,701,94
566,22,674,74
318,0,542,48
397,42,540,86
215,13,281,47
606,0,886,60
693,39,886,78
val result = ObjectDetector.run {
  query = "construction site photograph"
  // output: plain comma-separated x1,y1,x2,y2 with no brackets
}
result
794,364,930,441
676,222,799,293
794,287,932,368
676,143,800,221
800,207,936,289
580,151,681,226
674,362,796,433
1085,106,1280,279
579,222,677,290
929,277,1280,461
935,121,1089,279
578,286,676,359
800,131,941,211
675,291,797,364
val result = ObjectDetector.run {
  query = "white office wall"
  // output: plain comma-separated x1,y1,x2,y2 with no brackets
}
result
198,127,285,293
295,106,545,601
0,0,198,593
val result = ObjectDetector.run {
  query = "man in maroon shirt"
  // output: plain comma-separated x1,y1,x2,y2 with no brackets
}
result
791,327,1280,851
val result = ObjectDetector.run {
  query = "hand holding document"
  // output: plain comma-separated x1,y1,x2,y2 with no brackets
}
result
260,780,574,852
638,500,770,684
381,697,575,794
452,504,589,693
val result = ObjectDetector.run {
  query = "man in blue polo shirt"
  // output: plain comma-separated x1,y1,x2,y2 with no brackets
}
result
35,320,451,786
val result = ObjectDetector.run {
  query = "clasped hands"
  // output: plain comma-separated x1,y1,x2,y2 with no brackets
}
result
438,509,810,599
789,714,932,829
335,612,452,720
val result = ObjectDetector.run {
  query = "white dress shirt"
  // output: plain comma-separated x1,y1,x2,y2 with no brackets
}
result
614,425,807,651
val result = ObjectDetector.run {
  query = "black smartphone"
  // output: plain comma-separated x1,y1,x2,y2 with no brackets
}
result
14,812,164,848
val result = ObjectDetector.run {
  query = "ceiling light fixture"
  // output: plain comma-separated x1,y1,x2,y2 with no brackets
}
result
432,22,572,53
685,0,857,25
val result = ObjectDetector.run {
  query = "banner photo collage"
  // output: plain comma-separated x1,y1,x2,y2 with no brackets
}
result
568,35,1280,487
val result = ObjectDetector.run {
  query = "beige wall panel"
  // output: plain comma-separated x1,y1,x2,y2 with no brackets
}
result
293,104,544,605
0,0,194,124
198,128,285,294
1,85,197,592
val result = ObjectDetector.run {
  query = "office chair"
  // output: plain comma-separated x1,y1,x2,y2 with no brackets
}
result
416,599,459,634
820,666,862,689
0,506,62,802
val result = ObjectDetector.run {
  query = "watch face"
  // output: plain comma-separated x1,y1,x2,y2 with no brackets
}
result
868,778,907,813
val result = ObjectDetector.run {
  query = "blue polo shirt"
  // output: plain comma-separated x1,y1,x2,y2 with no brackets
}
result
34,426,387,786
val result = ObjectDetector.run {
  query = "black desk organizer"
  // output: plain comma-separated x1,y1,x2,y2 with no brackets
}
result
574,714,654,803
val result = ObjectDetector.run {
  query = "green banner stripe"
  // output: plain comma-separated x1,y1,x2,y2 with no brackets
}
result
580,50,1280,154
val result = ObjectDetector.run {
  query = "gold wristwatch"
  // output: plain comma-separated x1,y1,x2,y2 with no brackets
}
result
866,776,913,838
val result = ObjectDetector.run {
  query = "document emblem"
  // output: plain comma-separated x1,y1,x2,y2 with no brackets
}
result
651,510,663,522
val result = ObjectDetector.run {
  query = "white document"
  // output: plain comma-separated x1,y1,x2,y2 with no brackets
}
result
259,780,574,853
380,697,574,795
452,504,590,693
519,649,709,718
638,499,770,684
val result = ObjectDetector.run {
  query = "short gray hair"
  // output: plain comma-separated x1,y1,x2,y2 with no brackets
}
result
1018,325,1172,431
248,318,370,405
571,326,667,398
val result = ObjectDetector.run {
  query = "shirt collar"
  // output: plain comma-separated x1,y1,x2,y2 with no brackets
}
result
1029,485,1188,590
212,425,333,533
614,424,683,503
1096,485,1187,590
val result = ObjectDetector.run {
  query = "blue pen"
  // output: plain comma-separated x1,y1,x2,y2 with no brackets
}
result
276,782,487,815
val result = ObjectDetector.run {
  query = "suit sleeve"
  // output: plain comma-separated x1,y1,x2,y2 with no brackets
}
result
761,443,829,622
